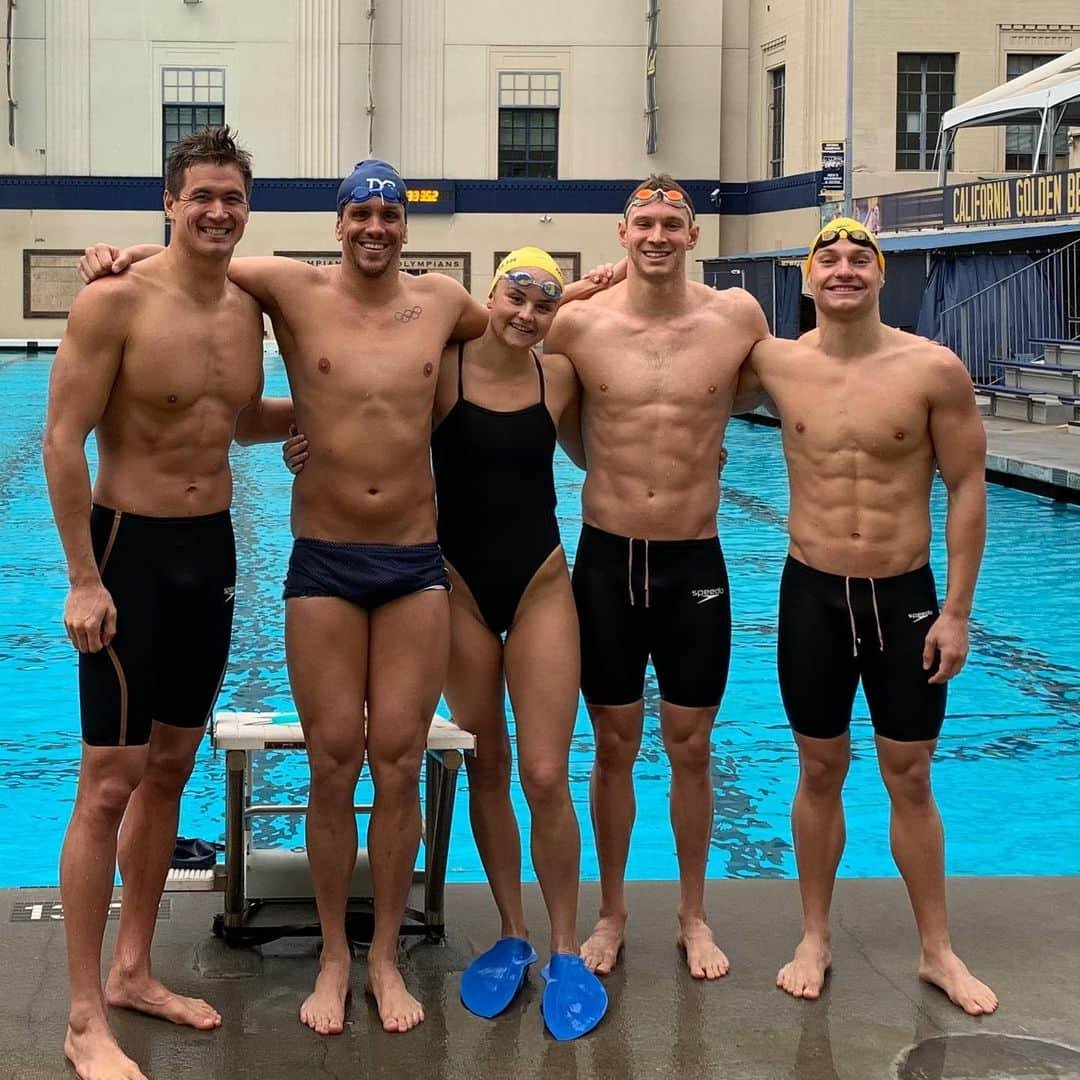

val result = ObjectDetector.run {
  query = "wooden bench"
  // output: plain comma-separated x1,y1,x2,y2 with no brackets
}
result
209,710,475,947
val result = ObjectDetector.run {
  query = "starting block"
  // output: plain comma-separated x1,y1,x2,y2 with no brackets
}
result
209,710,475,948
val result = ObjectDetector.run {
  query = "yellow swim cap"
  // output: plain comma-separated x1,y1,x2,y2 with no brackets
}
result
489,246,565,297
805,217,885,276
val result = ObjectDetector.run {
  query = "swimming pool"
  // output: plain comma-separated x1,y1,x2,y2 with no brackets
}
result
2,350,1078,887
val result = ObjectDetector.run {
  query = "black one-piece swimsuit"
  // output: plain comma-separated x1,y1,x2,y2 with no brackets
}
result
431,343,560,636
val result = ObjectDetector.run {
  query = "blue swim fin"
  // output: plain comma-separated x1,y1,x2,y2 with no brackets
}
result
460,937,538,1019
540,953,608,1040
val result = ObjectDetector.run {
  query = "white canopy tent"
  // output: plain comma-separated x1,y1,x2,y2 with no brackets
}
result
937,48,1080,184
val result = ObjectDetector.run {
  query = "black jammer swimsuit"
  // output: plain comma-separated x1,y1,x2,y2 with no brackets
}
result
431,344,560,637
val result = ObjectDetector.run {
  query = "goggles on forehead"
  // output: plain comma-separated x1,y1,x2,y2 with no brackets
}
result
626,187,694,219
814,226,874,249
809,227,885,273
339,179,406,211
501,269,563,300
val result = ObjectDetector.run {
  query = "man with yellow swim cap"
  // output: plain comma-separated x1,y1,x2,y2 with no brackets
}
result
740,219,996,1015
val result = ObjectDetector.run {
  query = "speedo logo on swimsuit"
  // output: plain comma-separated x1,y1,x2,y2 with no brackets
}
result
224,586,236,603
691,587,726,604
907,610,933,623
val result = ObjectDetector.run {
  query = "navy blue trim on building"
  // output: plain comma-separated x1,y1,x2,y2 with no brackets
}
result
0,172,822,216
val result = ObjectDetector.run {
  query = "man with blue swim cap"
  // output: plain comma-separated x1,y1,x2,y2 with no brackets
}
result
80,155,494,1036
336,158,409,215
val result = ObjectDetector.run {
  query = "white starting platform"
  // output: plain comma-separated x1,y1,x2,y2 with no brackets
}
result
209,711,475,948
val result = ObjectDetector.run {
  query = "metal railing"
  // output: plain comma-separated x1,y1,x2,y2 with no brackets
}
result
933,237,1080,385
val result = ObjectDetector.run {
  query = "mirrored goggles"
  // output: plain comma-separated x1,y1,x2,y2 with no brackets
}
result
501,269,563,300
626,187,694,218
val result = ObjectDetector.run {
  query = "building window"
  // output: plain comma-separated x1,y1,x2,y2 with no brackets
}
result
162,68,225,171
497,72,560,179
895,54,955,171
768,67,785,178
1004,54,1068,171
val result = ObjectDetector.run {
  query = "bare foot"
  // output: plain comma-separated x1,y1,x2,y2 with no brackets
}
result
676,915,730,980
580,914,626,975
65,1017,148,1080
300,958,352,1036
777,935,831,999
919,950,998,1016
365,962,424,1033
105,971,221,1030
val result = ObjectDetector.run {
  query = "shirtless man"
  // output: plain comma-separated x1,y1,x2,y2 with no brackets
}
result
46,127,293,1080
544,175,769,980
82,159,491,1036
742,218,997,1015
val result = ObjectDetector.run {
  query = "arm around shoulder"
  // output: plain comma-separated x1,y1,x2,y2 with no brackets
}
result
437,274,488,342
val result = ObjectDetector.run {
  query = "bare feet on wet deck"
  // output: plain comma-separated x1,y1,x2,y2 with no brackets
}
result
105,970,221,1029
776,935,831,999
365,962,424,1033
919,949,998,1015
65,1016,148,1080
676,914,730,980
580,913,627,975
300,957,352,1035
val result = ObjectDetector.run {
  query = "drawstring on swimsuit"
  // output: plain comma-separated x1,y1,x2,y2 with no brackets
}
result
844,575,886,657
627,537,652,608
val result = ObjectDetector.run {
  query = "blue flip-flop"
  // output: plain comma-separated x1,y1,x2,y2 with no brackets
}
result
460,937,538,1019
540,953,608,1040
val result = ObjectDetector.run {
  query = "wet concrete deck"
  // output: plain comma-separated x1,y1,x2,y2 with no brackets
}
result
984,416,1080,502
3,877,1078,1079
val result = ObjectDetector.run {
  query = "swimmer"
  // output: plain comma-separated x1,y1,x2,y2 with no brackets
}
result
742,218,997,1015
46,127,293,1080
285,247,614,1039
543,175,770,980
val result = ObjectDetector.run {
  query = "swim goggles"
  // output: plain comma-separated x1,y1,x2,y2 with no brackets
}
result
500,269,563,300
625,186,695,219
338,180,406,210
810,227,878,257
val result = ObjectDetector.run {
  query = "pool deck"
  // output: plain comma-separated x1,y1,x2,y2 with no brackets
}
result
2,876,1078,1079
983,415,1080,502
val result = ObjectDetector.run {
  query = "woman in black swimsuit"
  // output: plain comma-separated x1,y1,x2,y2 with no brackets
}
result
430,250,587,983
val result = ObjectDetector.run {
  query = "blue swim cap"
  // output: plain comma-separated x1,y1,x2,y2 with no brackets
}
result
336,159,409,213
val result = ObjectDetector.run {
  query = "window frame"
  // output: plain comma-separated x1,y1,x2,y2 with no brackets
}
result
1004,53,1069,171
895,53,955,172
768,65,785,179
161,67,227,173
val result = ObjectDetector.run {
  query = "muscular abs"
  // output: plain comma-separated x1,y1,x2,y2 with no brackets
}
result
764,344,936,577
270,274,446,543
95,285,263,517
575,303,748,540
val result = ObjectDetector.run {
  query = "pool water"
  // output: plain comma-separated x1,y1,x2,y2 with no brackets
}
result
2,351,1078,887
